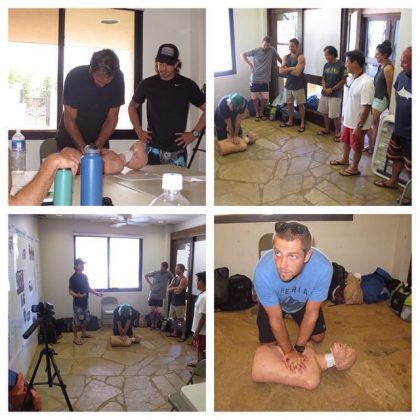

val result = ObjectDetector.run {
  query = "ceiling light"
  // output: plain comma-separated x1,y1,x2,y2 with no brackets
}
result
100,19,120,25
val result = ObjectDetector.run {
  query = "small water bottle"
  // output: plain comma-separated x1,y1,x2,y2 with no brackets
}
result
150,173,191,206
54,168,73,206
11,130,26,174
80,145,103,206
269,106,277,121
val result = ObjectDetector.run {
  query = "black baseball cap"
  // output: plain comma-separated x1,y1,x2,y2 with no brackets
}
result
74,258,87,265
156,44,179,65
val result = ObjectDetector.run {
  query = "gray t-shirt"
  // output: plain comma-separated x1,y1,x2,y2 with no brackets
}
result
245,47,279,83
146,270,173,300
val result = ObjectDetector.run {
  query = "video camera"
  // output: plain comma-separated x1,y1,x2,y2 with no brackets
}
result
23,301,57,343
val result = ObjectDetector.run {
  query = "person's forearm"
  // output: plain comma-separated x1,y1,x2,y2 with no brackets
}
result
226,119,234,138
195,314,206,335
269,317,293,354
357,105,371,126
64,116,86,152
128,102,144,138
234,115,242,137
93,114,118,149
124,320,130,335
295,313,318,346
193,105,206,133
9,156,58,205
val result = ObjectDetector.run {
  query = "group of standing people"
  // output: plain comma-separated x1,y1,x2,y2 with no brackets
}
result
144,262,207,366
215,35,411,200
68,258,206,366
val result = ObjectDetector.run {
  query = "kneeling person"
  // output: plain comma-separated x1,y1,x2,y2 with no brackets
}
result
112,304,141,345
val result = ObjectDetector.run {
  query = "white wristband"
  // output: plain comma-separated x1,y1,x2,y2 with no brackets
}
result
123,150,134,164
325,352,336,368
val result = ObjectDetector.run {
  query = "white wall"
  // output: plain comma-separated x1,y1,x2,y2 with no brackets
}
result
389,8,411,113
214,9,267,107
8,215,42,377
214,215,411,282
14,9,206,173
37,217,177,319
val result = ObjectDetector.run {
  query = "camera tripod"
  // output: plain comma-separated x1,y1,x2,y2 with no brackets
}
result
21,338,73,411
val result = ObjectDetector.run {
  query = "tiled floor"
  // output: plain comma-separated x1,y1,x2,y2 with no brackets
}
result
28,327,198,411
214,118,403,206
215,301,411,411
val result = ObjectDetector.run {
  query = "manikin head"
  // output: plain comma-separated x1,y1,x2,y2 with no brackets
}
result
331,342,357,371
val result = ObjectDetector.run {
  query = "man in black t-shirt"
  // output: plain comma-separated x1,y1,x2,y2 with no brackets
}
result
57,49,147,174
68,258,103,345
128,44,206,166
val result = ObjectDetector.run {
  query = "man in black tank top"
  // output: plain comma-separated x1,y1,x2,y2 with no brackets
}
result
279,38,306,132
167,264,188,341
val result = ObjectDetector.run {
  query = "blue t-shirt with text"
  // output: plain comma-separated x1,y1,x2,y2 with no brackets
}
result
254,247,332,313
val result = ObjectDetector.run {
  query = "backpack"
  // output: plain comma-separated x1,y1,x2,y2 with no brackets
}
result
214,267,230,309
9,372,42,411
328,262,348,305
343,273,363,305
277,104,301,125
361,268,391,303
390,284,412,321
219,274,253,311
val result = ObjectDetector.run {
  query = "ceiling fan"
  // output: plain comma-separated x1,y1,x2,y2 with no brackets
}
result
110,214,154,228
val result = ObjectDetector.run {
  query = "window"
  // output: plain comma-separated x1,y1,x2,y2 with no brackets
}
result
362,13,400,78
214,9,236,76
276,12,299,57
8,8,141,139
74,235,143,291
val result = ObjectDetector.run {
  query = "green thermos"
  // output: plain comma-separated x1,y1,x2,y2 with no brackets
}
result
54,168,73,206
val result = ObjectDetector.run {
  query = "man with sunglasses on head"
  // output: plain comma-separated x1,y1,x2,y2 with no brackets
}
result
253,221,333,374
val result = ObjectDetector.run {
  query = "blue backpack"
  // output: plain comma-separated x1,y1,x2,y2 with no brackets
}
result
361,267,391,303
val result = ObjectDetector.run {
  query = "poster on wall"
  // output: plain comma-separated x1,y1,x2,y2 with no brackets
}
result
8,222,41,363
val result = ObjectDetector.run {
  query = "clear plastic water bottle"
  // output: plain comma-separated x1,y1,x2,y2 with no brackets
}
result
11,130,26,174
150,173,191,206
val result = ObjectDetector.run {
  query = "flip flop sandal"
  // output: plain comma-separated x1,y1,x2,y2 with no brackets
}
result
339,169,360,176
374,180,398,189
329,159,349,166
280,122,293,128
178,337,187,342
260,116,268,121
316,130,330,135
334,135,341,142
187,362,197,368
73,338,82,345
297,126,305,132
255,116,261,122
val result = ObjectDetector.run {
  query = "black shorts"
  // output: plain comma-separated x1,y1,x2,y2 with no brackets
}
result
256,303,326,343
148,298,163,308
250,82,269,93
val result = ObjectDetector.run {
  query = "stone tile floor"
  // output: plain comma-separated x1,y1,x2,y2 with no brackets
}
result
214,118,403,206
28,327,199,411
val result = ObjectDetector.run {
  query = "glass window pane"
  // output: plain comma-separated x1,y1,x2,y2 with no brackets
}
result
214,9,233,73
367,20,386,58
64,9,135,129
75,237,108,289
8,9,58,130
109,238,140,288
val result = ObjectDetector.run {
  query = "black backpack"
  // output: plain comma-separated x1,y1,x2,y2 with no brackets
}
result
220,274,253,311
328,262,348,305
215,267,230,309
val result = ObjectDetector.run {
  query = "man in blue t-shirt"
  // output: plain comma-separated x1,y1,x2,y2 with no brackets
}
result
373,46,412,201
214,93,247,141
254,221,332,372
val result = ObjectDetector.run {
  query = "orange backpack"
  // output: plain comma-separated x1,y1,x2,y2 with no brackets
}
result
9,372,42,411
